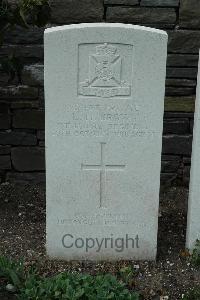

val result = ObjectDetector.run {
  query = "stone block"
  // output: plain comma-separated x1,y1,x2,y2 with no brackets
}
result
23,64,44,86
0,86,38,100
104,0,139,4
0,114,11,129
4,26,44,44
0,131,37,146
161,159,180,173
167,54,199,67
6,172,45,184
0,103,9,113
11,147,45,171
179,0,200,29
106,7,176,25
10,101,39,109
0,156,11,170
164,96,195,112
165,86,195,97
166,67,198,79
165,79,196,87
0,45,44,62
168,30,200,54
50,0,104,24
183,165,190,185
37,130,45,140
163,118,189,134
162,135,193,155
141,0,179,6
190,119,194,133
164,112,194,118
0,146,11,155
13,109,44,129
160,172,177,186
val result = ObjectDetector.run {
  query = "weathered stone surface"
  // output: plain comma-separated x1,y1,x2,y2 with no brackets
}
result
105,0,139,4
11,147,45,171
164,112,194,118
13,110,44,129
160,172,177,186
166,67,198,79
50,0,104,24
183,157,191,164
7,0,18,9
0,131,37,146
162,154,181,161
0,103,9,113
107,7,176,25
6,172,45,184
168,31,200,54
162,135,193,155
4,26,44,44
37,130,45,140
45,23,167,260
0,156,11,170
165,96,195,112
0,114,11,129
165,86,195,96
190,119,194,133
183,165,190,185
0,45,44,61
0,86,38,99
0,146,11,155
166,79,196,87
0,171,5,183
186,54,200,249
10,101,39,109
38,88,45,108
179,0,200,29
161,159,180,173
163,118,190,134
23,64,44,86
167,54,199,67
141,0,179,6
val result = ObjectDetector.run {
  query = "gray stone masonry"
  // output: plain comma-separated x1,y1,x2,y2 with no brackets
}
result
0,0,199,184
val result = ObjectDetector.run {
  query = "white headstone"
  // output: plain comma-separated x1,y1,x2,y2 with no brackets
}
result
186,52,200,250
45,23,167,260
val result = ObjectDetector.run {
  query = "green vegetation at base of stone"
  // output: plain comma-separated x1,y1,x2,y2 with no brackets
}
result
20,272,140,300
0,256,25,289
119,266,136,286
0,256,140,300
191,239,200,267
183,286,200,300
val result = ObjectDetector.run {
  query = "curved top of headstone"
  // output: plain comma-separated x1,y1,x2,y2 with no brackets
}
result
45,22,167,36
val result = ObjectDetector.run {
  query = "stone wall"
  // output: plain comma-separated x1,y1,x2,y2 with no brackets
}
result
0,0,200,185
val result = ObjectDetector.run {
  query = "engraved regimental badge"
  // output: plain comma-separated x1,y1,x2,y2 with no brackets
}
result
78,43,132,98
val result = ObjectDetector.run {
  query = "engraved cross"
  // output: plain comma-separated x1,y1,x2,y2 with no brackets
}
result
81,143,125,208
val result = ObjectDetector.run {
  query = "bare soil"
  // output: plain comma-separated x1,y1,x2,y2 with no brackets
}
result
0,182,199,299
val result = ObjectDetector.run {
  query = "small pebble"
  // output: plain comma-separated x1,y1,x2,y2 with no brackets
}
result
133,264,140,270
6,283,16,293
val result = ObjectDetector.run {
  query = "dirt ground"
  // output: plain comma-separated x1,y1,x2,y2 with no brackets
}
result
0,182,199,299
